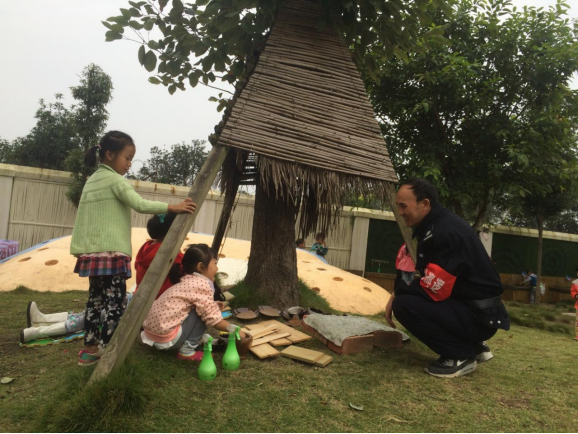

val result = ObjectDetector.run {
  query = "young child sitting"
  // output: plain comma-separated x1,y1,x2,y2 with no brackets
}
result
135,212,183,299
310,232,328,258
295,238,306,249
141,243,246,361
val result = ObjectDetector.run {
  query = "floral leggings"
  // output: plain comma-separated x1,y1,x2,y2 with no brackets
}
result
84,275,127,348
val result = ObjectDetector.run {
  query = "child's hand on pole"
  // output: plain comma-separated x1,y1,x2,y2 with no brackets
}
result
168,198,197,214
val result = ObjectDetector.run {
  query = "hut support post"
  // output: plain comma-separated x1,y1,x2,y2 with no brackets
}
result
211,173,241,253
385,182,417,263
87,144,230,386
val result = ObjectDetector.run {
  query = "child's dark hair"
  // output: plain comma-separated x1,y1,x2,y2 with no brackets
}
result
170,244,217,284
315,232,325,241
295,238,304,246
84,130,134,167
147,213,177,240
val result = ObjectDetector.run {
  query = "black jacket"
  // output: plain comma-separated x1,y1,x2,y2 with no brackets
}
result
395,202,510,330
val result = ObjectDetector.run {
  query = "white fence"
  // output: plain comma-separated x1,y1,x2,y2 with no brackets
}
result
0,163,397,271
3,163,576,274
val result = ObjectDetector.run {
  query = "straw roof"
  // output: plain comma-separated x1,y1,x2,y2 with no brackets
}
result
215,0,397,234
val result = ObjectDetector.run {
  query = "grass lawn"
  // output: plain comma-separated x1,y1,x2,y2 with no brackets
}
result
1,286,576,432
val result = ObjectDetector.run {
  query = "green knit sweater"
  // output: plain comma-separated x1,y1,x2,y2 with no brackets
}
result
70,164,168,258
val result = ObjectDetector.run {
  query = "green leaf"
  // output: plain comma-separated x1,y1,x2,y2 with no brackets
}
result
129,20,143,30
189,70,202,87
148,40,160,50
144,50,157,72
105,31,123,41
393,47,409,63
138,45,146,65
148,77,161,85
168,84,177,95
143,19,154,31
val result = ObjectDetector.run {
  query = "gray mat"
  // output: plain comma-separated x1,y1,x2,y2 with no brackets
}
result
303,313,410,346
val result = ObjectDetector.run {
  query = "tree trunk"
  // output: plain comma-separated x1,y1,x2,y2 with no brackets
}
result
244,177,300,309
535,208,544,305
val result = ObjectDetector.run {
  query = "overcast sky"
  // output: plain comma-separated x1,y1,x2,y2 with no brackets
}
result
1,0,576,170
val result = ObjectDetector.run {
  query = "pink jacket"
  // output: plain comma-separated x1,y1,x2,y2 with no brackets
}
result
142,273,222,342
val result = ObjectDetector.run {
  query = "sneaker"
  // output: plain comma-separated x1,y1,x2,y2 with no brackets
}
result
177,351,203,361
78,349,100,366
475,341,494,363
424,357,477,378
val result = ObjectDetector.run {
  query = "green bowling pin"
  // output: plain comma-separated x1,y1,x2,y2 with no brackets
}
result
198,336,217,381
222,326,241,371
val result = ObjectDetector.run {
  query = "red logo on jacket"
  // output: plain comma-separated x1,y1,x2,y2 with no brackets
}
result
420,263,456,301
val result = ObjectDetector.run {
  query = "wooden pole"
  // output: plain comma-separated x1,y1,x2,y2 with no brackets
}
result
211,172,241,253
87,144,230,386
385,182,417,263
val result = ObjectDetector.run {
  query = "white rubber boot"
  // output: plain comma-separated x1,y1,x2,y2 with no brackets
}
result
27,301,68,327
20,322,67,343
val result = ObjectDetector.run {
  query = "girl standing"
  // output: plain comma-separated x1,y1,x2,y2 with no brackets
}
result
141,244,246,361
71,130,196,366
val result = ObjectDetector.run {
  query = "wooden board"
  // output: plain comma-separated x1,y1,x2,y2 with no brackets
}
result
252,332,291,347
243,324,278,339
222,291,235,301
249,343,279,359
281,345,325,364
314,354,333,367
249,320,311,344
270,338,292,346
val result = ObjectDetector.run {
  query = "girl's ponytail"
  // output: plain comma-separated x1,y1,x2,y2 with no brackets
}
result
84,145,101,167
168,263,184,285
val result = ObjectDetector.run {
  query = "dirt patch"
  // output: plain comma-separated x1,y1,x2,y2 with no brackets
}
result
364,287,372,292
333,277,343,282
45,260,58,266
18,257,31,263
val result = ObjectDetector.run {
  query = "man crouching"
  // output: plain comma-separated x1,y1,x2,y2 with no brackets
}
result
385,178,509,378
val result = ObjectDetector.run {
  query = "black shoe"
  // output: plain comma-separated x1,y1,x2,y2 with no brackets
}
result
424,357,477,378
474,341,494,363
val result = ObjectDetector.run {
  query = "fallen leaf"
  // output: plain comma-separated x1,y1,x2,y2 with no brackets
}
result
349,403,363,411
1,377,14,384
40,369,47,374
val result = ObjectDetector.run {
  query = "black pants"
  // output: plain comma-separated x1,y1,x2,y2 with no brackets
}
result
84,275,127,348
393,293,497,359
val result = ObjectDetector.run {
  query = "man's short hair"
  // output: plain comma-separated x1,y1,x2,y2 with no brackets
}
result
402,178,439,204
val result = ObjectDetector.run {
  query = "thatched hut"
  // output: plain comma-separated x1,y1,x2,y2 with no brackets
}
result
209,0,408,307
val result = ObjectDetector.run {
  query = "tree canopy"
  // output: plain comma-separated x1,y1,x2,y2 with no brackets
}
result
367,0,578,229
103,0,449,109
128,140,208,186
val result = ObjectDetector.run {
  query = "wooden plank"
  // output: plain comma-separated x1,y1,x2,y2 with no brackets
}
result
281,345,325,364
251,332,291,347
270,338,293,346
87,144,230,386
253,320,311,343
314,354,333,367
243,324,278,339
250,343,279,359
